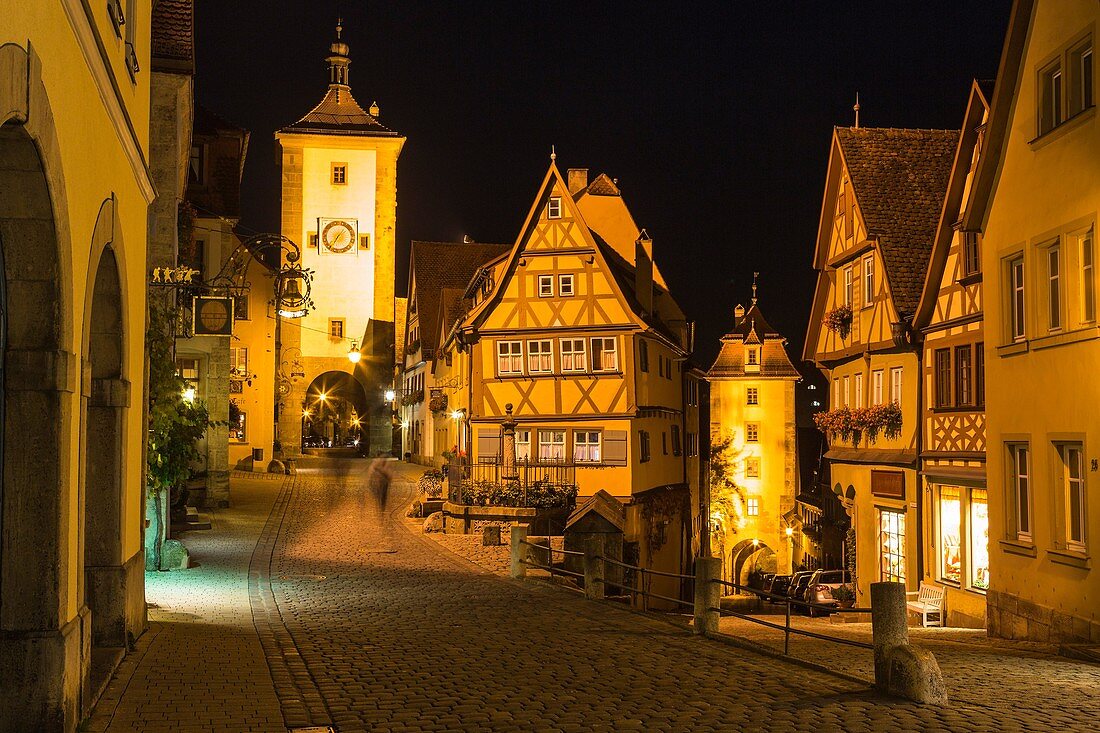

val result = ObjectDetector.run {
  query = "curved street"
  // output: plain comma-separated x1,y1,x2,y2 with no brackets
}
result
87,459,1100,732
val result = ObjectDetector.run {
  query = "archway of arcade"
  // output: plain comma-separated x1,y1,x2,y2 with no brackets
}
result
728,538,778,588
302,370,371,449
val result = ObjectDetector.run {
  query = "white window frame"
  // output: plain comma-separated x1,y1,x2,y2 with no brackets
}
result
1047,243,1062,332
559,338,587,373
497,340,523,375
854,373,864,409
879,509,906,584
573,431,602,463
527,339,554,374
746,423,759,443
843,265,854,306
537,274,554,298
547,196,562,219
558,274,575,297
746,347,759,366
1082,228,1095,324
890,367,903,405
862,254,874,308
1061,443,1087,550
745,458,760,479
872,370,883,406
842,375,850,407
516,429,532,462
1010,255,1026,341
592,337,619,372
746,387,759,406
746,497,760,516
1010,443,1032,541
538,429,566,462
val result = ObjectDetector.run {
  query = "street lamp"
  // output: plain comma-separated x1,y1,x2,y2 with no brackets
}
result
384,388,397,402
182,386,196,403
347,340,362,364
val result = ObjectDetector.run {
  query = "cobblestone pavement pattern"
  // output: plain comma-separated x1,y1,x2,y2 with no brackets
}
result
92,459,1100,732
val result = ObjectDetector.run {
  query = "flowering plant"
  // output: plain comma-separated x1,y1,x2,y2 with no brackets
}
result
822,303,853,339
814,402,902,445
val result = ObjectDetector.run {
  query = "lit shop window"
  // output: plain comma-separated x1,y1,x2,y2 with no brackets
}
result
879,509,906,583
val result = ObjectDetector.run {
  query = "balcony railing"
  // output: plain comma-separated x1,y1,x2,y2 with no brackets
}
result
449,459,578,509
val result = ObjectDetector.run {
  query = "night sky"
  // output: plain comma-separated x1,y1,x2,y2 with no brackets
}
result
196,1,1012,367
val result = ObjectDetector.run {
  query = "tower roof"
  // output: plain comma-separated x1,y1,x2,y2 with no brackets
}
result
708,301,799,379
280,20,399,137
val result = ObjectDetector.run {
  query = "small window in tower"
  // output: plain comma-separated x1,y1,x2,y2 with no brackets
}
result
308,232,319,248
332,163,348,185
359,233,371,251
547,197,562,219
329,318,345,339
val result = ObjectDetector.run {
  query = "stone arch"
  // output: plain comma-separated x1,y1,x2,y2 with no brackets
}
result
302,370,370,449
80,205,128,655
0,41,79,728
729,538,777,589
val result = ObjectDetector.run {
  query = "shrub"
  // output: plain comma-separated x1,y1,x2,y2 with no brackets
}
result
417,469,444,498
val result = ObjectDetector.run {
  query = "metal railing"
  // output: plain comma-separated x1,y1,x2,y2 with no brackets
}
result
599,556,694,612
519,539,585,582
709,578,873,654
452,460,578,508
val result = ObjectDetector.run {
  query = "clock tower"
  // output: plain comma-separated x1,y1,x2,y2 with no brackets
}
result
275,20,405,457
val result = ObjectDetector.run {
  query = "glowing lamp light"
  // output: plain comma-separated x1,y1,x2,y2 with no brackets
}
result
400,420,410,430
384,389,397,402
450,409,463,420
318,392,328,402
182,386,196,403
752,538,760,547
302,409,311,418
785,527,794,538
347,340,362,364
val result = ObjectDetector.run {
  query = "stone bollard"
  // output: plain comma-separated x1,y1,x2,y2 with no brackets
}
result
693,555,722,636
483,525,502,546
583,537,605,601
510,525,528,579
871,581,947,704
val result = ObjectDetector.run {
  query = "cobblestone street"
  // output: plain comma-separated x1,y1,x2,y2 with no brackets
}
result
90,459,1100,732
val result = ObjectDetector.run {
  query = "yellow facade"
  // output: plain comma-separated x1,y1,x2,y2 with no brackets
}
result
914,83,991,629
968,0,1100,642
227,255,277,468
1,0,157,727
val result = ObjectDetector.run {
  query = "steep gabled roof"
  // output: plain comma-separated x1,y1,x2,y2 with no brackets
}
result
280,86,397,136
708,303,799,378
836,127,958,316
151,0,193,74
408,241,510,356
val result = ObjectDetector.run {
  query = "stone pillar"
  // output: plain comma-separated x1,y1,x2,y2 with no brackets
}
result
204,337,231,507
693,555,721,635
584,537,605,601
871,581,909,688
510,525,528,579
501,403,517,480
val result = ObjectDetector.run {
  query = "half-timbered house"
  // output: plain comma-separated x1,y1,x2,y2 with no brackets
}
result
449,162,702,584
913,82,992,628
805,126,958,603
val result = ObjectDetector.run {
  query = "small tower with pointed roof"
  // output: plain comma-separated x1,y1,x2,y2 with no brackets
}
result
275,19,407,458
707,285,800,583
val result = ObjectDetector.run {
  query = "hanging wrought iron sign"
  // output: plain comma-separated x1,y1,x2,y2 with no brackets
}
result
150,266,201,285
193,296,234,335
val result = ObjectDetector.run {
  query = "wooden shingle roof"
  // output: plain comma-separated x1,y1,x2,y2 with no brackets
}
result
836,127,958,317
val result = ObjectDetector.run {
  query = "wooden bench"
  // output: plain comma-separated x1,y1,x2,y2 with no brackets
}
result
906,582,945,627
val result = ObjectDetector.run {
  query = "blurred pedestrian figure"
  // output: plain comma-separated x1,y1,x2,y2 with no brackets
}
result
367,457,393,513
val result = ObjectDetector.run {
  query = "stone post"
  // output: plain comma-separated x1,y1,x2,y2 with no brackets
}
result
501,402,517,481
510,524,528,579
693,555,722,635
870,581,909,687
584,537,605,601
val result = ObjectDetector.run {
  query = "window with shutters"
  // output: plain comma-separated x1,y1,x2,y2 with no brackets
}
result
671,424,682,456
639,430,651,462
603,431,628,466
527,340,553,374
574,431,601,463
639,339,649,372
975,343,985,408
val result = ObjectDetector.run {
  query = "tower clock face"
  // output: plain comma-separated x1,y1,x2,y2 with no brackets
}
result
321,219,356,254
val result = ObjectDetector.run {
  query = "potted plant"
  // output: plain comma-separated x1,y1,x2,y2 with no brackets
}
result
822,303,853,339
831,583,856,608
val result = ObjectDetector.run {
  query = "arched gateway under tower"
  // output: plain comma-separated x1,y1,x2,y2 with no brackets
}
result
274,21,405,457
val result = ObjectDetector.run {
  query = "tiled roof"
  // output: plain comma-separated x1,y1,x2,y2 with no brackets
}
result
584,173,621,197
708,303,800,378
410,242,510,355
281,86,397,136
594,233,688,350
150,0,193,72
836,127,958,317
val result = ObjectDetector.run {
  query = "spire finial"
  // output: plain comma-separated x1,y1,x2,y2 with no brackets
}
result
853,93,861,128
550,145,557,162
336,17,343,39
752,271,759,305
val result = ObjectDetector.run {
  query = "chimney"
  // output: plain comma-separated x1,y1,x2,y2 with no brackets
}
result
567,168,589,195
635,231,654,315
734,304,746,323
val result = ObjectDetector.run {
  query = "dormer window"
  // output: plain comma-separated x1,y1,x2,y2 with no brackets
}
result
547,197,562,219
746,347,759,368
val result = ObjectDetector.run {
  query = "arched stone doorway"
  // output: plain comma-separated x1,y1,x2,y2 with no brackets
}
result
729,538,778,589
81,242,126,659
0,118,75,722
302,370,369,450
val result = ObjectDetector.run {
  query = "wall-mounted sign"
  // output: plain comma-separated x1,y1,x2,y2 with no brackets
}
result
151,266,200,285
871,469,905,500
192,296,233,336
